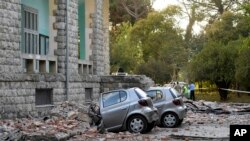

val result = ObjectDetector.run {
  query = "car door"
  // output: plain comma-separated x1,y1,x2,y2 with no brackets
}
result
101,90,129,130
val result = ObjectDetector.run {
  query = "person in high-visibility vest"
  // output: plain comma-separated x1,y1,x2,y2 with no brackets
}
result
182,85,189,99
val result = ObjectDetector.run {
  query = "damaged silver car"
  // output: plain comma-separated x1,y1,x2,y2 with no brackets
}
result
146,87,187,128
89,87,159,133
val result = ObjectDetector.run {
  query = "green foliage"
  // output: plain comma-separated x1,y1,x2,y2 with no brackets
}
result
109,0,152,25
188,40,238,100
189,41,237,83
130,7,187,83
205,11,238,44
136,59,172,84
235,37,250,90
109,0,250,101
110,22,143,73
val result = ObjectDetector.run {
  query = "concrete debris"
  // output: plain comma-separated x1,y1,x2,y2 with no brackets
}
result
184,100,250,114
0,101,90,141
0,100,250,141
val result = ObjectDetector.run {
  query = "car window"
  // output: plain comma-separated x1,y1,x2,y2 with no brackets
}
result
146,90,163,101
146,90,156,100
103,91,120,107
134,88,147,99
120,91,127,102
102,91,127,107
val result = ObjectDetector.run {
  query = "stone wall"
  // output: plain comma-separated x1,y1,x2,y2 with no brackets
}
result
54,0,78,75
0,0,22,74
0,0,155,119
100,75,155,93
0,74,155,118
0,74,100,119
0,74,65,118
92,0,105,75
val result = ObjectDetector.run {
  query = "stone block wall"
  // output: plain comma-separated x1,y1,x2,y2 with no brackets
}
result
0,74,100,119
0,74,65,118
0,0,22,74
0,0,155,119
55,0,78,75
92,0,105,75
100,75,155,93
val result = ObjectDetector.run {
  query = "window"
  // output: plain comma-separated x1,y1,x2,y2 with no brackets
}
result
102,91,127,107
22,5,49,55
85,88,93,102
78,0,86,59
39,34,49,55
35,89,53,106
120,91,127,102
22,5,39,54
146,90,163,101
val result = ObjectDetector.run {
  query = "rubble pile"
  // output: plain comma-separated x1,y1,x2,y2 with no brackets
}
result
70,129,170,141
1,100,250,141
184,110,250,126
184,100,250,114
0,102,91,141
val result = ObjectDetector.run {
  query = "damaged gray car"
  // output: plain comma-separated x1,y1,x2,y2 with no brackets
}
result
88,87,159,133
146,87,187,128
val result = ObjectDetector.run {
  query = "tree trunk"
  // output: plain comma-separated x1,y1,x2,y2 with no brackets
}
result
218,88,228,101
215,80,230,101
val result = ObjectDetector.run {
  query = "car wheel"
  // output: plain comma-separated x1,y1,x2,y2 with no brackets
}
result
161,112,179,128
127,115,148,133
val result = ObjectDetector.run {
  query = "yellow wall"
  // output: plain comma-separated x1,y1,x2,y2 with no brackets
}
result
85,0,96,61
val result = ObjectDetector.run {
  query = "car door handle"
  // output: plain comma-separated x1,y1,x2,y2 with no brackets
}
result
121,108,127,110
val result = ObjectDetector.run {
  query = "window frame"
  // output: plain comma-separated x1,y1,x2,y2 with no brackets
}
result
35,88,53,106
22,5,39,54
102,91,127,108
146,90,163,102
39,34,49,55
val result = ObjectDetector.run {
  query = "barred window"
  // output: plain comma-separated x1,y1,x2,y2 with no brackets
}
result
35,89,53,106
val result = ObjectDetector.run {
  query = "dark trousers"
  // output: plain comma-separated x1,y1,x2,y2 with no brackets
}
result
190,90,195,101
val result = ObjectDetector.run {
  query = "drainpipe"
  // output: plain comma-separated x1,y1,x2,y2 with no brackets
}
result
65,0,69,101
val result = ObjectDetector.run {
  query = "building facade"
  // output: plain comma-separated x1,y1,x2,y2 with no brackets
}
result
0,0,153,118
0,0,110,118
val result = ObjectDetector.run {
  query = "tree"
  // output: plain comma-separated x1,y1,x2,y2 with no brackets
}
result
235,4,250,90
188,41,237,100
109,0,152,25
205,11,239,44
130,6,188,83
235,38,250,90
110,22,143,73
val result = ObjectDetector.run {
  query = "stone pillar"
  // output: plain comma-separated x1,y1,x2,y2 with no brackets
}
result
54,0,78,75
92,0,105,75
103,0,110,75
0,0,22,74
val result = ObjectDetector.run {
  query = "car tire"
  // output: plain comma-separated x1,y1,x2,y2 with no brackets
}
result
127,115,148,133
161,112,179,128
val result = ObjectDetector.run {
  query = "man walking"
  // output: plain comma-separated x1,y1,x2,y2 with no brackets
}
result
189,82,195,101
